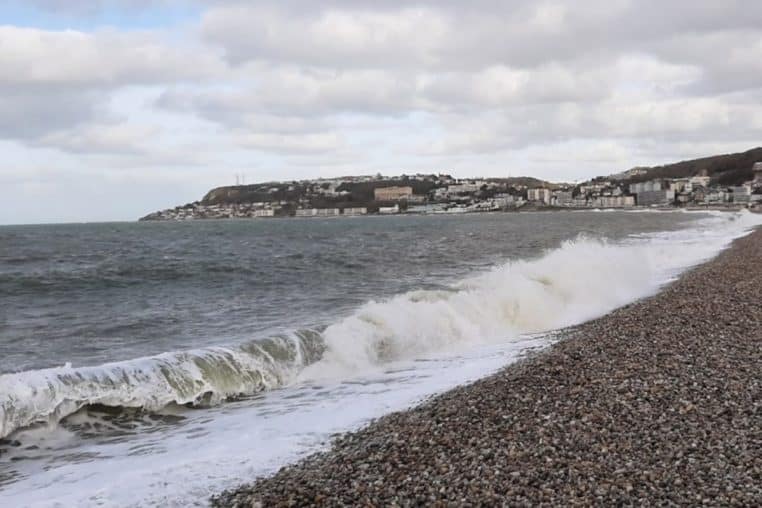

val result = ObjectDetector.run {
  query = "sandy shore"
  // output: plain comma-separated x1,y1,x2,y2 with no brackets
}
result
213,228,762,506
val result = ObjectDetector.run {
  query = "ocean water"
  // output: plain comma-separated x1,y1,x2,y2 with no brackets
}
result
1,210,760,506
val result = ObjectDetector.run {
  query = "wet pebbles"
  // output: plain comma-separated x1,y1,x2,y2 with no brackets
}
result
213,229,762,507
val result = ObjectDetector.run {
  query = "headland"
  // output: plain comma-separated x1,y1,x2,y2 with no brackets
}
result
142,147,762,221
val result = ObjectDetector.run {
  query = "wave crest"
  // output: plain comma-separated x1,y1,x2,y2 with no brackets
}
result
0,331,324,439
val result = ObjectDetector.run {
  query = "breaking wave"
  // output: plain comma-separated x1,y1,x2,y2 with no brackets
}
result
2,210,760,439
0,332,325,440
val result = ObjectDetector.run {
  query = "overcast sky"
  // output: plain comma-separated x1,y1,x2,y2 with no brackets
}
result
2,0,761,223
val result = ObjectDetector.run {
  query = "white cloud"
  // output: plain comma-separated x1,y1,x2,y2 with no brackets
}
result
2,0,762,223
0,26,224,87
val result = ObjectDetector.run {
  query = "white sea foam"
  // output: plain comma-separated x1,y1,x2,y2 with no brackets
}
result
0,333,323,439
305,210,761,378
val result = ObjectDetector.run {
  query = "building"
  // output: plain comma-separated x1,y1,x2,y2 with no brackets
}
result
669,178,693,193
315,208,340,216
527,188,551,204
342,207,367,216
730,185,751,204
447,182,481,194
636,189,674,206
252,209,274,217
629,180,662,194
552,191,573,206
590,196,635,208
572,197,588,207
378,205,400,214
689,176,711,188
374,186,413,201
492,193,515,208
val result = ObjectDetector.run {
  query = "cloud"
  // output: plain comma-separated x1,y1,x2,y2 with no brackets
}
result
3,0,762,223
0,25,223,88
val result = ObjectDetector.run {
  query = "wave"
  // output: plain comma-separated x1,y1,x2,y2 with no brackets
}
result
2,210,760,439
0,331,325,440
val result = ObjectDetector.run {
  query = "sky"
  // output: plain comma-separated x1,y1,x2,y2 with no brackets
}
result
1,1,761,224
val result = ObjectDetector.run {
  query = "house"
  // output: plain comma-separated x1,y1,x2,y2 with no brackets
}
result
446,183,481,194
374,186,413,201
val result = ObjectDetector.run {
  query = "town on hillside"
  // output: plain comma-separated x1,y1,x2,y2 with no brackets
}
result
141,159,762,221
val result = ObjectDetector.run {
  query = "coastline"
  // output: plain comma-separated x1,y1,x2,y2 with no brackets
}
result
139,204,759,222
213,227,762,506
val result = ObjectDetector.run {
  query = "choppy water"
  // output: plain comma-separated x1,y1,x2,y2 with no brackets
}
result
1,210,760,506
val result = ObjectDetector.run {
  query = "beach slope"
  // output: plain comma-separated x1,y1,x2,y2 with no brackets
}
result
214,228,761,506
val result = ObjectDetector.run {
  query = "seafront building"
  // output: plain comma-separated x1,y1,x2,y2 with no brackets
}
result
527,188,551,204
342,207,368,216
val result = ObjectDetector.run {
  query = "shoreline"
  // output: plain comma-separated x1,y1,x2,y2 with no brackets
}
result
139,204,759,222
213,227,762,506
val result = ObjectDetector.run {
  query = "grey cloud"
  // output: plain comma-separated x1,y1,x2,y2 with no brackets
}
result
4,0,762,185
0,90,105,140
0,25,226,149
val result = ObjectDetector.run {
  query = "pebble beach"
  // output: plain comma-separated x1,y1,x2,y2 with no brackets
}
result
213,227,762,507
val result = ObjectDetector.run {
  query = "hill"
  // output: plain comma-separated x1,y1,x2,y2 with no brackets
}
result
617,147,762,186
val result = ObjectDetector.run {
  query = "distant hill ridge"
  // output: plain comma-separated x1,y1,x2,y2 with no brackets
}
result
200,175,560,206
616,147,762,186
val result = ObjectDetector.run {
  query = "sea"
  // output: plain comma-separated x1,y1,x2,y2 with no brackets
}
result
1,210,760,506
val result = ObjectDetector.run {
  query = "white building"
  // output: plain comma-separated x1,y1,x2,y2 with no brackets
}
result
591,196,635,208
689,176,711,188
552,191,573,206
378,205,400,214
669,179,693,193
572,197,588,207
730,185,752,204
527,188,551,204
492,194,515,208
342,207,367,216
315,208,341,216
447,183,481,194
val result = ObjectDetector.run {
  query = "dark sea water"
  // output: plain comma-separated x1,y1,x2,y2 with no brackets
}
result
1,210,760,506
